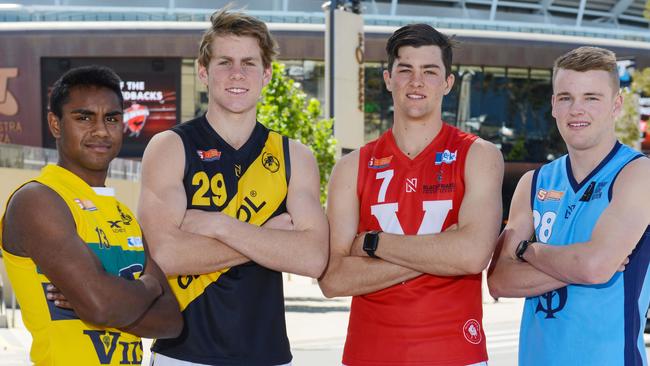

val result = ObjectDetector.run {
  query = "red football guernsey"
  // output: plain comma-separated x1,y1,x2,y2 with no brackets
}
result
343,123,487,366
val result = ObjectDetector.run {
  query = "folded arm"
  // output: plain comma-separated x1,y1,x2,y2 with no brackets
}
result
487,170,570,298
318,150,421,298
523,158,650,285
181,141,329,278
359,139,504,276
2,183,162,329
138,131,249,276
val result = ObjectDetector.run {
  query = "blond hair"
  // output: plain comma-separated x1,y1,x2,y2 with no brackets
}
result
198,7,278,69
553,46,620,91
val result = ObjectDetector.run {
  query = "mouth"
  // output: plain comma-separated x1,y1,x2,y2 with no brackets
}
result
85,143,112,153
567,121,590,129
226,87,248,95
407,93,425,100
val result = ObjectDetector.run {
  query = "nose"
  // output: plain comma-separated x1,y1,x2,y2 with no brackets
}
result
229,64,245,81
91,118,111,137
568,100,585,116
409,72,424,87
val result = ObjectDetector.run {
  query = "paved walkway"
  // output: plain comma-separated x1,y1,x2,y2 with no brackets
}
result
1,275,646,365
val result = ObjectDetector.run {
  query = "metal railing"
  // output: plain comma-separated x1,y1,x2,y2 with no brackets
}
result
0,144,142,181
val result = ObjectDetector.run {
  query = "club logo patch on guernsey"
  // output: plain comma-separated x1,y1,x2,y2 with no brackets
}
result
463,319,482,344
74,198,97,211
368,155,393,169
537,189,564,201
435,150,457,165
196,149,221,162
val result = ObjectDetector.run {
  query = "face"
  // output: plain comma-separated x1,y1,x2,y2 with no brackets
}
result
198,34,271,117
48,86,123,183
383,45,454,123
552,69,622,152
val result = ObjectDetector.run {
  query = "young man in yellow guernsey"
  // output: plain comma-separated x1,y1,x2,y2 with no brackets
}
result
0,65,182,365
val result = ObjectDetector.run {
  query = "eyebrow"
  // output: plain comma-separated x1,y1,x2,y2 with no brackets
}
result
555,92,605,97
70,109,123,116
396,62,441,69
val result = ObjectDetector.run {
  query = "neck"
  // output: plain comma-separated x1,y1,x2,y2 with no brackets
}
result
391,116,443,158
58,162,107,188
567,138,617,183
205,106,257,150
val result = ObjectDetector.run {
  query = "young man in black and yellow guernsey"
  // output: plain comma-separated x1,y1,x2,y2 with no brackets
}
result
0,65,182,365
138,8,329,366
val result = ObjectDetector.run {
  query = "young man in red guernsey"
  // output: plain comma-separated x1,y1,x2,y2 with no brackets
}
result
319,24,503,365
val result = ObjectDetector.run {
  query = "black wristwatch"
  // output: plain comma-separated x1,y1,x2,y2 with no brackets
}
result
363,231,381,258
515,240,533,262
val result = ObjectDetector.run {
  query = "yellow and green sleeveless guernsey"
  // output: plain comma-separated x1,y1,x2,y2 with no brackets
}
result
152,117,292,365
0,164,146,365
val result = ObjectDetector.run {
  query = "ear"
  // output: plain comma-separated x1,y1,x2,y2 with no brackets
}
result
198,63,209,87
612,91,623,119
383,69,392,92
262,65,272,87
551,94,558,119
47,112,62,139
444,73,455,95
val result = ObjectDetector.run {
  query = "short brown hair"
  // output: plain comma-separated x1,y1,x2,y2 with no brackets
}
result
553,46,619,92
386,24,455,78
198,8,278,69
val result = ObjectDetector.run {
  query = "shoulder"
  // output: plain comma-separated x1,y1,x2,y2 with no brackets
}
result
615,155,650,188
143,130,184,158
466,137,504,167
5,181,70,226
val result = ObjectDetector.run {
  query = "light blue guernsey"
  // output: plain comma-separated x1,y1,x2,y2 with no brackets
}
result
520,141,650,366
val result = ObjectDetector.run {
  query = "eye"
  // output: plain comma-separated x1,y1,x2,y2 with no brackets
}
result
76,115,92,121
399,69,411,73
424,70,436,75
105,116,121,125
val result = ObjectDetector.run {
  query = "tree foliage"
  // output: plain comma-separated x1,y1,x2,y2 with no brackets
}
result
615,89,641,148
257,62,337,204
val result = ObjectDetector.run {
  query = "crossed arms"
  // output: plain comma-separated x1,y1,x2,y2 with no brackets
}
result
1,183,182,338
138,131,328,278
488,157,650,298
319,139,504,297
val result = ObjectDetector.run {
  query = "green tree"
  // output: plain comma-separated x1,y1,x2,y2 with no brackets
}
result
615,89,641,148
257,62,337,204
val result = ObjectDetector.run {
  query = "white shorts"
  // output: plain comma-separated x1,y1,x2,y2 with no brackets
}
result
150,352,292,366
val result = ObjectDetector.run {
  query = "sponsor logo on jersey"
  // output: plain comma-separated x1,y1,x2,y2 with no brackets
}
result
537,189,564,201
262,151,280,173
74,198,97,211
234,164,242,177
435,150,457,165
564,204,576,219
463,319,482,344
423,183,456,194
592,181,608,200
196,149,221,162
368,155,393,169
127,236,143,248
405,178,418,193
107,220,125,233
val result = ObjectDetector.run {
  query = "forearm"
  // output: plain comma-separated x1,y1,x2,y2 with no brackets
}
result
216,217,328,278
119,291,182,338
149,230,249,276
488,256,567,298
525,242,613,285
376,231,493,276
319,255,421,298
78,274,162,328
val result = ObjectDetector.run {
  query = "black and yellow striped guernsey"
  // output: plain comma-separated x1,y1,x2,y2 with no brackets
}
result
152,116,292,365
0,165,146,365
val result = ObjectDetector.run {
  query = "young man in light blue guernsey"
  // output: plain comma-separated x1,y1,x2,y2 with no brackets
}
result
488,46,650,365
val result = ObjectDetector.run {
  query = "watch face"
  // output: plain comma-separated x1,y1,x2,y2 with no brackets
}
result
363,232,379,252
